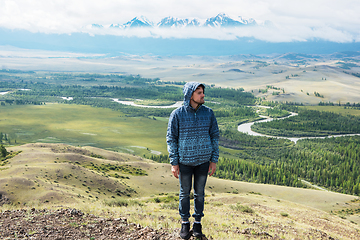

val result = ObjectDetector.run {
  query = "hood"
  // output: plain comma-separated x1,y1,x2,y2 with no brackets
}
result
183,82,205,107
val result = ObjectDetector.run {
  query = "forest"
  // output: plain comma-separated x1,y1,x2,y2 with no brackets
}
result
217,134,360,195
150,134,360,195
1,70,360,196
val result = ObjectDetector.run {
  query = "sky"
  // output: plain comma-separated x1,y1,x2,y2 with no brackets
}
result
1,0,360,42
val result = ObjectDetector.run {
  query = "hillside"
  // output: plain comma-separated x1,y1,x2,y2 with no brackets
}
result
1,143,360,239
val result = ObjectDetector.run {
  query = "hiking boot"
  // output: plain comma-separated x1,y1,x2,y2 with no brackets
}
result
180,222,192,239
192,222,203,238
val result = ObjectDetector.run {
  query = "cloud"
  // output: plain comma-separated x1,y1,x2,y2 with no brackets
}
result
82,23,359,43
0,0,360,42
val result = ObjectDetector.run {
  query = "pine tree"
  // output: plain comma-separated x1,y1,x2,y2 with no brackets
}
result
0,145,7,158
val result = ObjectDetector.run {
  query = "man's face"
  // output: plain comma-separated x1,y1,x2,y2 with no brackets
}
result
191,86,205,105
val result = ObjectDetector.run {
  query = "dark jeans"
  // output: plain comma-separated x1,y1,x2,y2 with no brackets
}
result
178,161,210,222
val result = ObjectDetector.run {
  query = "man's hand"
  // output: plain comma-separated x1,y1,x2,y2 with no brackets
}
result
171,165,180,179
208,162,216,176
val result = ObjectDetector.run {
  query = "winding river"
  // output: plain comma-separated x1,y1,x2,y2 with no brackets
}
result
237,106,360,144
112,99,183,109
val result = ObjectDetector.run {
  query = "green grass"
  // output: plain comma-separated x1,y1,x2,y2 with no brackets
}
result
0,104,168,156
301,106,360,116
133,99,176,106
229,203,254,213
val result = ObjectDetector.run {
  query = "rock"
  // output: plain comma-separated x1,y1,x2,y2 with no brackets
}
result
0,193,11,206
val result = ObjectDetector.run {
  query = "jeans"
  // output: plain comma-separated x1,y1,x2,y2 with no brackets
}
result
178,161,210,222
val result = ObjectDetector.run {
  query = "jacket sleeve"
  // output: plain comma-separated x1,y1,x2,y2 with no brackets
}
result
209,110,219,163
166,110,180,166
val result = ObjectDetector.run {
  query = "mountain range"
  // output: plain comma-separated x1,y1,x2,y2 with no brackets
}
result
94,13,256,29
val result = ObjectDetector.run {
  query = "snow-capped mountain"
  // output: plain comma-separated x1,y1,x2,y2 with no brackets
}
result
93,13,256,30
187,19,202,27
109,23,121,28
123,16,153,28
204,13,242,27
91,24,104,28
158,17,201,28
109,16,153,29
204,13,256,27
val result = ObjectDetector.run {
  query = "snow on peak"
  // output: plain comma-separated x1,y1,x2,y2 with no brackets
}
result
92,13,257,30
123,16,153,28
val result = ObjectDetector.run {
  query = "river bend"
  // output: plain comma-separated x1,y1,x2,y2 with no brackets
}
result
237,106,360,144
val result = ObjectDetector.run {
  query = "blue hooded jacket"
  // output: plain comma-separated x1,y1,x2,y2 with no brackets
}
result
166,82,219,166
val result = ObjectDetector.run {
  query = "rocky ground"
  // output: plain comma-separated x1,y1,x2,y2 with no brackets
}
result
0,206,351,239
0,208,211,240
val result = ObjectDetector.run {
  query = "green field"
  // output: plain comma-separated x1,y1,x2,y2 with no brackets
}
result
302,105,360,116
133,99,177,106
0,104,168,156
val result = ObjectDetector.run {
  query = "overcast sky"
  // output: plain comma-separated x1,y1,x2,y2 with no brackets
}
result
1,0,359,42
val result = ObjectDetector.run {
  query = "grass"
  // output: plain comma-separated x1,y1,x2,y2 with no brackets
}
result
229,203,254,213
280,212,289,217
1,143,360,239
0,104,168,156
133,99,177,106
301,105,360,116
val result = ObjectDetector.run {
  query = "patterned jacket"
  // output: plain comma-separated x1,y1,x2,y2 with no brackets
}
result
166,82,219,166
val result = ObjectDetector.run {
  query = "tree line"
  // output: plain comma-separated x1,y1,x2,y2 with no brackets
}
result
0,133,11,145
2,79,256,106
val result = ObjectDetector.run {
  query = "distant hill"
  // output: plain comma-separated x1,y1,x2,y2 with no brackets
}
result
1,143,357,208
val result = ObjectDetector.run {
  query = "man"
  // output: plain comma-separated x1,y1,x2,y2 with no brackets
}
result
166,82,219,239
